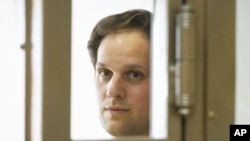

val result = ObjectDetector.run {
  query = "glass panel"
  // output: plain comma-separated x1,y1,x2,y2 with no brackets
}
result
31,0,43,141
71,0,153,140
151,0,168,139
235,0,250,124
0,0,25,141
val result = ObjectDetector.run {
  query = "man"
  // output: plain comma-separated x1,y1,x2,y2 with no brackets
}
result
87,9,151,137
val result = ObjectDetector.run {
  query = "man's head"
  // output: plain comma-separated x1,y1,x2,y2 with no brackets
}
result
87,9,151,137
87,9,150,66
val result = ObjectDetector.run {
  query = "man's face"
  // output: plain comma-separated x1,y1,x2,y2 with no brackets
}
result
95,30,150,136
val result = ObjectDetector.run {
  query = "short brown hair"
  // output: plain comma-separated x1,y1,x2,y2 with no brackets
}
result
87,9,151,66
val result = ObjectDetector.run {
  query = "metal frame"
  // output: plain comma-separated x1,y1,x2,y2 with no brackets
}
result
205,0,235,141
24,0,32,140
38,0,236,141
42,0,71,141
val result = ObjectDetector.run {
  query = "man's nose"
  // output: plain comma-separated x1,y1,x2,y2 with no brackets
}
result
106,76,125,99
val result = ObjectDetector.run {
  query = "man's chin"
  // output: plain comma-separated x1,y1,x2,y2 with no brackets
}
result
104,121,127,136
101,119,149,136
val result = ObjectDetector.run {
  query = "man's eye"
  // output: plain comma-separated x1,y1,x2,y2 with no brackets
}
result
128,71,143,80
100,69,112,78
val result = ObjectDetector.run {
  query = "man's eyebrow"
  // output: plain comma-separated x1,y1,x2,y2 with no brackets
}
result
96,62,147,70
95,62,106,68
125,64,147,70
96,62,105,67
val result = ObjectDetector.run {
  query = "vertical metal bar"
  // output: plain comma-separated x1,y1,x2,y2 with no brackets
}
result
174,4,197,141
24,0,32,141
42,0,71,141
175,4,196,116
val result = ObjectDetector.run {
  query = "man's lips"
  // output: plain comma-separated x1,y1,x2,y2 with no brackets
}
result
104,106,130,114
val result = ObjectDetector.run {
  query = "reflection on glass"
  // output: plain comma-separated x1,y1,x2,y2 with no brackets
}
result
71,0,153,140
235,0,250,124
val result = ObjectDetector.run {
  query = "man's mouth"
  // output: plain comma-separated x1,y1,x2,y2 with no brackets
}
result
104,106,130,115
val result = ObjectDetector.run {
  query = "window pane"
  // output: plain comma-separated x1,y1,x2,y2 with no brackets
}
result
235,0,250,124
71,0,153,140
0,1,25,141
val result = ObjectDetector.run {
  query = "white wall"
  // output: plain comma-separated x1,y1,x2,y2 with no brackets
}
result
235,0,250,124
